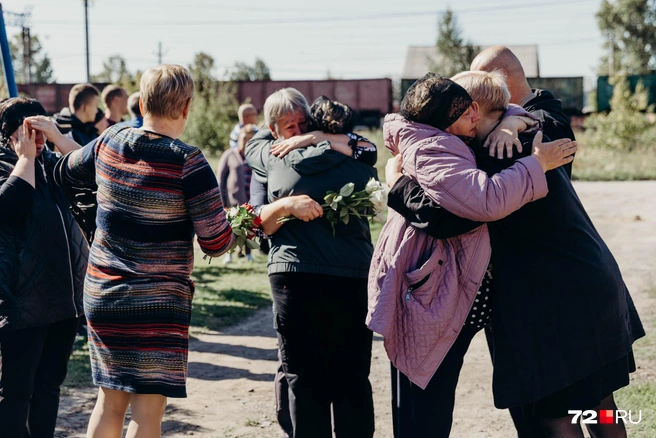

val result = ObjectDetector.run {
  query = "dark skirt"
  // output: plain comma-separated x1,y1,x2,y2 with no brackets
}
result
533,351,635,418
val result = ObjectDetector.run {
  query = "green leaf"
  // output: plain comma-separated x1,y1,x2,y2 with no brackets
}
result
341,214,350,225
340,207,348,217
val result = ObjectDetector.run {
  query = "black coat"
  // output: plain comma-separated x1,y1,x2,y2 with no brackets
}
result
53,108,99,146
524,89,576,178
387,132,645,407
0,147,88,331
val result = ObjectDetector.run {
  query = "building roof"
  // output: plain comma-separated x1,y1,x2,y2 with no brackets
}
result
402,45,539,79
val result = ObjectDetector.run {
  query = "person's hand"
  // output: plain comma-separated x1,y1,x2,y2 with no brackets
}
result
270,133,317,158
15,120,37,160
25,116,63,144
385,155,404,188
530,132,577,172
284,195,323,222
484,126,522,159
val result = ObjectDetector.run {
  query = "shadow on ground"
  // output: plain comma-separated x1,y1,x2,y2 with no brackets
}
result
188,361,276,382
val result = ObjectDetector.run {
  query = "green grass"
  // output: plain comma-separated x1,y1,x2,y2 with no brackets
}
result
571,144,656,181
190,256,271,332
64,336,92,387
614,382,656,437
613,285,656,437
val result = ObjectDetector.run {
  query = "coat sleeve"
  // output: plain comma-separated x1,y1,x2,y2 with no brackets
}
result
53,137,98,189
414,142,548,222
244,129,275,184
181,148,234,257
0,175,35,225
387,175,482,239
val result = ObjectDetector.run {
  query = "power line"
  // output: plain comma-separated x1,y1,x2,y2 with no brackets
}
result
30,0,599,27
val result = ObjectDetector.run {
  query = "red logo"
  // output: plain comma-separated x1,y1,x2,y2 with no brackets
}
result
599,410,615,424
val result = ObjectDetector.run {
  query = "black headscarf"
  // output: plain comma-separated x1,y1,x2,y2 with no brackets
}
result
400,73,472,131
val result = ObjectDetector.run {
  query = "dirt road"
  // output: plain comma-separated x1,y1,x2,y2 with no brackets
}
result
55,181,656,437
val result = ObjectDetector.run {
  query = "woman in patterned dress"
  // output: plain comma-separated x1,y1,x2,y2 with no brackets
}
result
29,64,234,437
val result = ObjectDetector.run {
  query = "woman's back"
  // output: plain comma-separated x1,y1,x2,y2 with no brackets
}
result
92,127,207,282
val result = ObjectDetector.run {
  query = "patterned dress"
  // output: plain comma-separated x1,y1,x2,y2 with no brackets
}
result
55,126,233,397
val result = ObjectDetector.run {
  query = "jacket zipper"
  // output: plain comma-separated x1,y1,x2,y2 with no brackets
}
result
42,161,79,318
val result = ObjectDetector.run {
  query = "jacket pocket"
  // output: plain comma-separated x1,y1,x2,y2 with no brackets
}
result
403,248,445,307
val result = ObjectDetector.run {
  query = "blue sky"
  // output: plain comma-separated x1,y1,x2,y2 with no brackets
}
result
3,0,605,89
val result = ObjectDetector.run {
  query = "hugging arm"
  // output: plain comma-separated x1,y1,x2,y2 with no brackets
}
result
269,131,377,165
244,137,323,236
388,175,482,239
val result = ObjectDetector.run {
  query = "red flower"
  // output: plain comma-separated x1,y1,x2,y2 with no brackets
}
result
253,216,262,227
244,203,254,213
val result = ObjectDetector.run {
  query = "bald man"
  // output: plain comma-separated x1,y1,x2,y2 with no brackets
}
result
471,45,575,178
472,47,577,438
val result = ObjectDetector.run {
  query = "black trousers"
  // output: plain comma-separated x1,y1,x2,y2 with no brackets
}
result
270,273,374,438
275,352,293,438
391,323,480,438
0,318,78,438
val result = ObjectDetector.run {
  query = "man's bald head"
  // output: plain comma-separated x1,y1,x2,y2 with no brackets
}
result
471,46,526,78
471,46,532,105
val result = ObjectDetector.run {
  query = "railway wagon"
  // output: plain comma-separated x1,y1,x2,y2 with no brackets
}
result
19,78,393,128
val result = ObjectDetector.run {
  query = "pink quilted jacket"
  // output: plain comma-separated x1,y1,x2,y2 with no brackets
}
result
367,114,548,389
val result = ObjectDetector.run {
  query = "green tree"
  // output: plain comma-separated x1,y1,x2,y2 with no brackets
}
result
596,0,656,75
91,55,141,93
9,34,55,83
584,75,654,152
432,9,480,77
229,57,271,81
182,52,239,155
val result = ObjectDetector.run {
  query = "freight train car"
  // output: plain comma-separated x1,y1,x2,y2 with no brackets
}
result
235,78,392,128
17,83,110,114
597,74,656,112
18,78,393,128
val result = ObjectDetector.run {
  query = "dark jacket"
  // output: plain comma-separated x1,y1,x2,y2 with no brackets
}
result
54,107,98,146
0,146,88,331
388,132,645,407
245,128,377,278
524,89,576,178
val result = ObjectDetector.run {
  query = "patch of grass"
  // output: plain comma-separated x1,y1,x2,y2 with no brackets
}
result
571,144,656,181
614,382,656,437
63,336,92,388
190,258,271,331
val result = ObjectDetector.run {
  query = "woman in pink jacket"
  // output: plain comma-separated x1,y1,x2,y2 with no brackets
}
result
367,73,577,437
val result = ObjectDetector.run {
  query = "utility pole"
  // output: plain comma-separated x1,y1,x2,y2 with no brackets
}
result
155,42,168,65
84,0,90,82
3,7,32,84
609,34,615,76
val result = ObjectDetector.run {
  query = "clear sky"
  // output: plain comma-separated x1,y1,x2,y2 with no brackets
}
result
2,0,606,89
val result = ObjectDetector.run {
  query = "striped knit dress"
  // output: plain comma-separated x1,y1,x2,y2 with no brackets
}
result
55,125,234,397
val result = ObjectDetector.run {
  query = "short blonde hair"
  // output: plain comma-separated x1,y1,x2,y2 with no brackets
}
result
451,70,510,115
140,65,194,119
264,88,310,127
